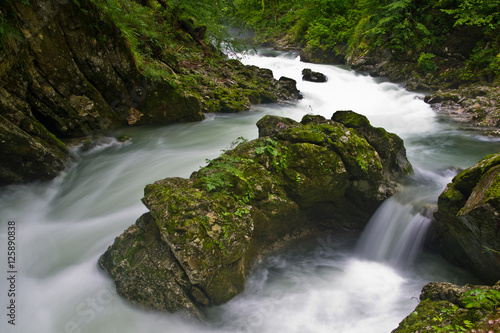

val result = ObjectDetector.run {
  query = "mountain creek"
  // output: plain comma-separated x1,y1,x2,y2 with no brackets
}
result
1,49,500,332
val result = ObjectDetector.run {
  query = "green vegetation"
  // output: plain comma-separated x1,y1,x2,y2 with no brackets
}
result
200,154,252,192
429,303,475,333
255,137,289,172
75,0,286,113
430,289,500,332
226,0,500,83
396,285,500,333
463,288,500,310
2,0,498,93
87,0,228,79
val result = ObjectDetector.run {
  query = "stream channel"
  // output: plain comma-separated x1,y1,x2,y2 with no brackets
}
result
1,49,500,333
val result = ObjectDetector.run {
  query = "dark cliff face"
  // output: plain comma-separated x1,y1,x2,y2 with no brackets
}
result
0,0,302,186
0,0,201,185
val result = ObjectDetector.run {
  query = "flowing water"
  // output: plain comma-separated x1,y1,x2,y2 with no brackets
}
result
1,50,500,333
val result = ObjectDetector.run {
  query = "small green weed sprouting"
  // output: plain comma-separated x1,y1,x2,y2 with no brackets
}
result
255,138,288,172
295,173,302,184
255,138,278,156
235,207,250,217
200,154,246,192
463,289,500,310
200,137,252,192
356,156,369,172
431,304,475,332
228,136,248,149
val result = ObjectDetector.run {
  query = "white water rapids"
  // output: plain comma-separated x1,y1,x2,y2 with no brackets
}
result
1,49,500,333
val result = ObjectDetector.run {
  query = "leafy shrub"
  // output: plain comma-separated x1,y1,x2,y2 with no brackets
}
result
418,52,439,73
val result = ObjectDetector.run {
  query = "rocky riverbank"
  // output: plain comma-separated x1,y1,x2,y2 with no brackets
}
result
256,22,499,133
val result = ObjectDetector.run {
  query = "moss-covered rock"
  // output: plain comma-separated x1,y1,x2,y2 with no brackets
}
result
99,212,205,319
332,111,413,180
428,153,500,284
393,281,500,333
100,111,412,317
0,114,67,184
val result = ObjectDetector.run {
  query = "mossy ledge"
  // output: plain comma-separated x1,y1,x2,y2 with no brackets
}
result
99,111,413,319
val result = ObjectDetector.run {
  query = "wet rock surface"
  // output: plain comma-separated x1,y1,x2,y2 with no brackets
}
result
0,0,302,186
428,153,500,284
302,68,328,83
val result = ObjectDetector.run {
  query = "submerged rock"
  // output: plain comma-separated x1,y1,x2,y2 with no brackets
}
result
99,111,413,318
302,68,328,83
393,280,500,333
428,153,500,284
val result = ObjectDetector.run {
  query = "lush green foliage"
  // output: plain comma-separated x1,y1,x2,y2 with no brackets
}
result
167,0,240,50
1,0,242,73
463,288,500,310
227,0,500,82
228,0,356,55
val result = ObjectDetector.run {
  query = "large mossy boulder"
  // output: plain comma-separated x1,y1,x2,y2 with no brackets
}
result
99,111,413,318
393,281,500,333
428,153,500,284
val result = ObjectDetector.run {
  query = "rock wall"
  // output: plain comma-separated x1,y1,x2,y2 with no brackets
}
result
425,84,500,130
0,0,301,186
0,0,200,184
99,111,413,318
428,153,500,284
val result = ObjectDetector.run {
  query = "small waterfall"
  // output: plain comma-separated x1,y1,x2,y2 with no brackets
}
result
355,189,433,268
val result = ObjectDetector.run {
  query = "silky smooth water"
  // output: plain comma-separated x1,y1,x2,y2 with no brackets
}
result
1,50,499,333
